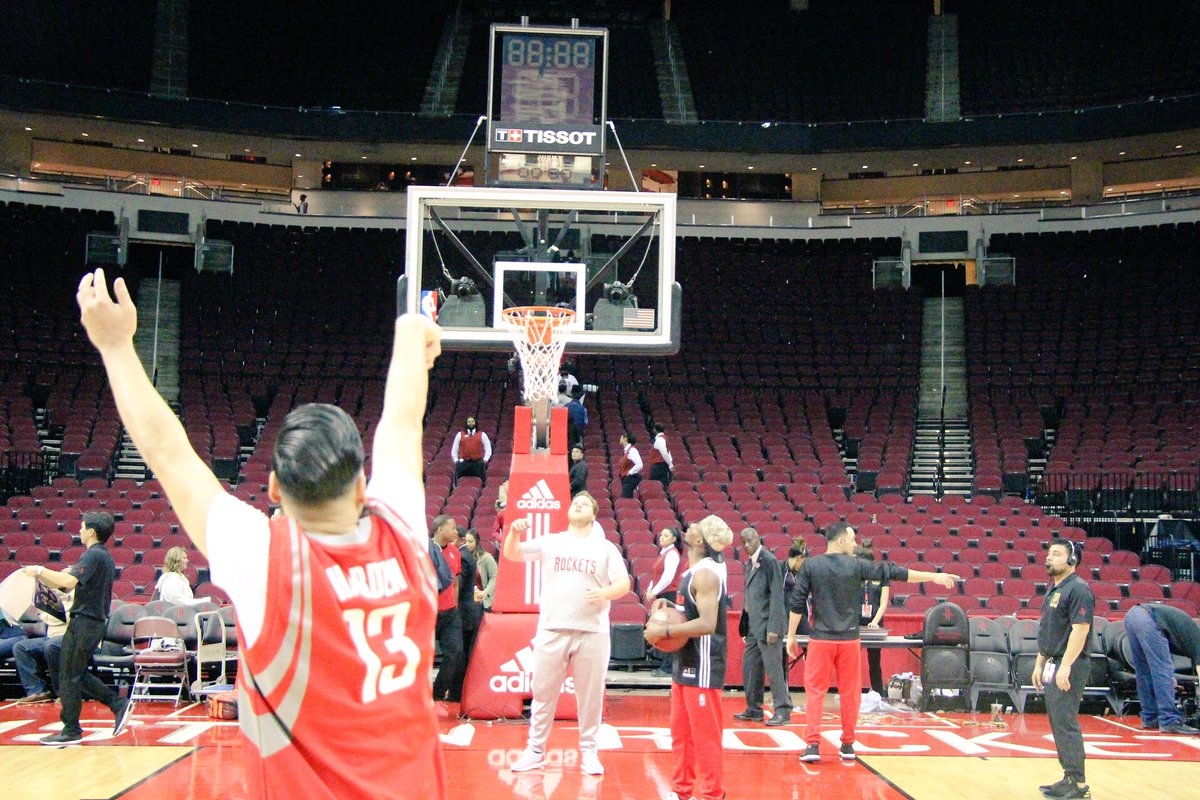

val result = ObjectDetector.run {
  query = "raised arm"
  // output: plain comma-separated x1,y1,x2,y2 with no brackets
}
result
373,314,441,481
503,517,534,563
77,270,223,554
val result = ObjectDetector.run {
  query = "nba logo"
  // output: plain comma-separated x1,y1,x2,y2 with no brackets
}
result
419,290,438,322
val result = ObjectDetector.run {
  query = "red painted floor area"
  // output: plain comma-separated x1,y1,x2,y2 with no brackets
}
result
2,693,1198,799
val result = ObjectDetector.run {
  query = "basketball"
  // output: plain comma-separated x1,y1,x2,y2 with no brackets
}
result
650,606,689,652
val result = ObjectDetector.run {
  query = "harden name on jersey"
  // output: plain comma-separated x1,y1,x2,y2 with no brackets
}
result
325,558,409,602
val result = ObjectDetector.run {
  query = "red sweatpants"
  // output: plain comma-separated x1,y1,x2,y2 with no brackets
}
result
803,638,862,746
670,684,725,800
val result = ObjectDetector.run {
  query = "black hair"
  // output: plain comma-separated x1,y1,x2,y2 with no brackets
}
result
82,510,115,544
660,526,684,553
855,539,876,561
1049,538,1081,564
431,515,455,537
654,423,665,434
787,540,809,560
623,432,637,446
271,403,365,505
824,521,852,542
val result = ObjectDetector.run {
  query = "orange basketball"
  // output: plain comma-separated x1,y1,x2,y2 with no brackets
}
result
650,606,689,653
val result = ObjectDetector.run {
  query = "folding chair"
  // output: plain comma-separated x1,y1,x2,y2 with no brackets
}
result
129,616,191,706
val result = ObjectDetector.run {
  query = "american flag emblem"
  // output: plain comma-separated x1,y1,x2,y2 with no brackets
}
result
623,308,655,329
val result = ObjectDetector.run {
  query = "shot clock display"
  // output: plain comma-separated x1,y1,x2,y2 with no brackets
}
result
487,24,607,161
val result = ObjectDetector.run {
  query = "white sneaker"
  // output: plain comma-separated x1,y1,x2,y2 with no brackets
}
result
580,749,605,775
511,748,546,772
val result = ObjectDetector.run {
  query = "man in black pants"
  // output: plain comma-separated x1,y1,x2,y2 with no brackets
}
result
24,510,130,745
430,515,464,711
1034,539,1095,800
734,527,792,726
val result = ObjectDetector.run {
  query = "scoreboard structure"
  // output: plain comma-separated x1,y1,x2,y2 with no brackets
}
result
485,22,609,189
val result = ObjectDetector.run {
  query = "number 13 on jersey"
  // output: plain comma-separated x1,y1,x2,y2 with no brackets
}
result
343,602,421,703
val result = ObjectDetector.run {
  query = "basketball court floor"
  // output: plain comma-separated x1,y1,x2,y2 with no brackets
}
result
3,690,1196,800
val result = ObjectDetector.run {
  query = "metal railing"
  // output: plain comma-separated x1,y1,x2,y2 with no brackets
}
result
1,451,47,501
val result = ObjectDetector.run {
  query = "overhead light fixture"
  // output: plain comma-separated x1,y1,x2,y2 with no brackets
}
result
294,152,302,157
810,167,817,171
964,160,971,165
191,143,198,148
1176,144,1183,149
650,163,657,167
698,164,705,169
23,126,32,132
1069,156,1078,160
1016,158,1024,163
1060,190,1068,195
410,156,417,161
861,165,868,169
912,163,919,167
747,166,754,170
1119,151,1126,155
81,133,89,137
361,155,368,159
244,148,250,153
137,138,145,143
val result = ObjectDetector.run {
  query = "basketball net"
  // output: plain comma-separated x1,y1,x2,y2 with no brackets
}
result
503,306,576,449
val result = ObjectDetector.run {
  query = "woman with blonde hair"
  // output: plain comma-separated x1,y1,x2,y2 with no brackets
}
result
152,547,211,606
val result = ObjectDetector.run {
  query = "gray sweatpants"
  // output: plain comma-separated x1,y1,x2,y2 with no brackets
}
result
527,628,611,753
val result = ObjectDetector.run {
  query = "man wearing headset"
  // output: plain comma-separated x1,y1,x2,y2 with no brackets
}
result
1034,539,1095,800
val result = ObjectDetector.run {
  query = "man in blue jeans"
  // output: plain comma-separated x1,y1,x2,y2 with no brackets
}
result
1122,603,1200,734
13,590,71,703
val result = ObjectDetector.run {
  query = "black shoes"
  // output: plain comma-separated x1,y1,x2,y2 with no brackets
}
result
733,709,764,722
112,698,133,737
764,712,791,727
1040,778,1091,799
40,729,84,746
1161,721,1200,735
800,743,821,762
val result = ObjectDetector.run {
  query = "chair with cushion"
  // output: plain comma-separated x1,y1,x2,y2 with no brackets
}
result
919,601,971,710
1007,618,1042,712
129,616,191,706
968,615,1017,712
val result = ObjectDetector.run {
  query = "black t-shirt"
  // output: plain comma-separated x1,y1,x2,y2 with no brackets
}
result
1038,572,1094,658
790,553,908,641
70,543,115,622
861,577,889,626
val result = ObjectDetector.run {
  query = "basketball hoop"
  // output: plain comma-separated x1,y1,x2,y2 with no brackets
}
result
502,306,576,405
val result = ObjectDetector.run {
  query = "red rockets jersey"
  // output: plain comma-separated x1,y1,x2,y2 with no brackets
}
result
237,500,446,799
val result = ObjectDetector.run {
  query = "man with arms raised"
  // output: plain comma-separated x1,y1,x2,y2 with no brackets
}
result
75,269,446,799
504,492,630,776
786,522,959,763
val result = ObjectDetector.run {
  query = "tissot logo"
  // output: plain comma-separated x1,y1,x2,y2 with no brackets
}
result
495,128,598,146
515,479,562,510
490,645,576,694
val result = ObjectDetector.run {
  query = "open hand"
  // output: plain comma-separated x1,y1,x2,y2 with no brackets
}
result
77,269,137,352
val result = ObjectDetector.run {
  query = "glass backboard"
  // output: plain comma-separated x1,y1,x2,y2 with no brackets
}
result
400,186,679,355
